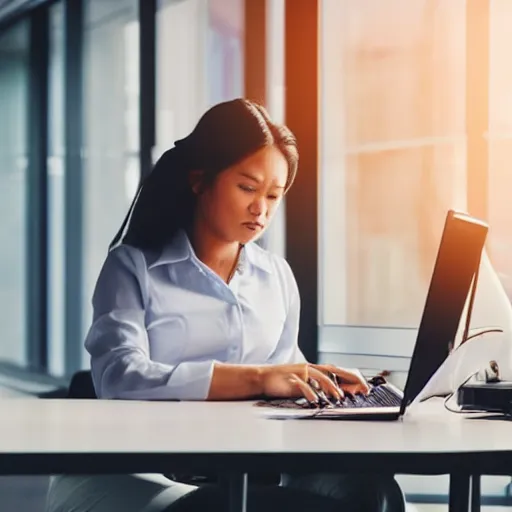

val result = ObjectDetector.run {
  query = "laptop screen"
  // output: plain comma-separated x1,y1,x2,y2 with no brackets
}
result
399,210,488,415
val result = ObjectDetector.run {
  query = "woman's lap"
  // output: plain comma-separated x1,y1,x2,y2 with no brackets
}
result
163,483,344,512
45,474,338,512
282,473,406,512
46,473,405,512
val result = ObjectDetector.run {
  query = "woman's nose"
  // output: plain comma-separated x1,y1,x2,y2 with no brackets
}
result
249,197,266,216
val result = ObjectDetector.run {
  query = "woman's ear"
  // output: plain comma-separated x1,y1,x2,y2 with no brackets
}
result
189,170,205,194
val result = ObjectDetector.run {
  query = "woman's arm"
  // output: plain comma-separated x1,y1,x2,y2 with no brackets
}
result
86,246,219,400
207,363,264,400
208,361,369,402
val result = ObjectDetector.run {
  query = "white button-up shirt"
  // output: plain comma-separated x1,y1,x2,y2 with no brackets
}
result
85,229,305,400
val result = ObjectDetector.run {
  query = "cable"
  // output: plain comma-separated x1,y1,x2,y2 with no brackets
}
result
463,328,504,343
443,370,482,414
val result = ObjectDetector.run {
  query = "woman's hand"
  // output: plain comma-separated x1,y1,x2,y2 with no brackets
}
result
259,363,370,402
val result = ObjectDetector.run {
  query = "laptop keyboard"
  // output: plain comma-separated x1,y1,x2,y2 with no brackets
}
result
326,385,401,409
256,383,402,410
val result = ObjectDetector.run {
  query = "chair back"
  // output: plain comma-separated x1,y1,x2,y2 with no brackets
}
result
67,370,97,399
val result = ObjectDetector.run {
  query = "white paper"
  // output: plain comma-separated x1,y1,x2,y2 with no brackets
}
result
414,328,510,403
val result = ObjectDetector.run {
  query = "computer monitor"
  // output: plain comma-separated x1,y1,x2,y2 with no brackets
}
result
399,210,488,415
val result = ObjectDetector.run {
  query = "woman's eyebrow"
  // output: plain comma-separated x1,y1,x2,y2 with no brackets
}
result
238,170,285,189
238,170,262,183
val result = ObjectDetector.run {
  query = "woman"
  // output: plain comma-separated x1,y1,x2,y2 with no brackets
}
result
46,99,405,512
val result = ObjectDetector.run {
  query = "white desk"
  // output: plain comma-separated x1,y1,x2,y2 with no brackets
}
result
0,398,511,512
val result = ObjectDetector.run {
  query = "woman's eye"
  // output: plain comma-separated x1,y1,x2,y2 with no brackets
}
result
239,184,255,192
268,195,279,201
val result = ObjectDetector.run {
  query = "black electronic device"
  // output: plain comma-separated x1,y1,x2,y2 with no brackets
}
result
458,380,512,415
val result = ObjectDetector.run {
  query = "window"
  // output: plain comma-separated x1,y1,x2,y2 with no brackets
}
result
207,0,244,106
155,0,210,157
488,0,512,301
319,1,467,368
155,0,244,160
81,0,140,364
47,1,66,377
0,21,29,366
263,0,286,258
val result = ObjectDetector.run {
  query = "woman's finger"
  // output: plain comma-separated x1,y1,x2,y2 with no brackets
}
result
289,374,318,403
309,367,343,400
314,364,370,394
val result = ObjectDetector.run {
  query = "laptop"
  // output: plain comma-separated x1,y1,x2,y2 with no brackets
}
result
257,209,489,420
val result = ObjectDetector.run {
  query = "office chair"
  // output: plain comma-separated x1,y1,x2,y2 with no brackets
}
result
67,370,97,399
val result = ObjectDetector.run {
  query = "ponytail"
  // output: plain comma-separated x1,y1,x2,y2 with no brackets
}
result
109,147,194,251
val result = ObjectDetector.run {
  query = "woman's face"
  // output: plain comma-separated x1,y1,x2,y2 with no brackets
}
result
194,145,288,244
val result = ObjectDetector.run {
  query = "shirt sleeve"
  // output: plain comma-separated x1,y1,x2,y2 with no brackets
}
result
84,246,216,400
266,258,307,365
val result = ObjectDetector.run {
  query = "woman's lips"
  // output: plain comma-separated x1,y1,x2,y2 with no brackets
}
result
243,222,264,231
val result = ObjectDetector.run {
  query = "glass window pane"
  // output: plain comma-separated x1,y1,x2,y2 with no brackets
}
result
488,0,512,301
155,0,244,159
488,140,512,298
82,0,140,365
47,1,66,377
207,0,244,106
341,145,466,327
0,21,29,366
319,0,467,331
262,0,286,257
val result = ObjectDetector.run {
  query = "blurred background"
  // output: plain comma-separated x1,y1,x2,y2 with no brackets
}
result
1,0,512,510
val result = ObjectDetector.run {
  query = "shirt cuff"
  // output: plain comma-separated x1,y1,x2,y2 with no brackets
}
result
167,360,217,400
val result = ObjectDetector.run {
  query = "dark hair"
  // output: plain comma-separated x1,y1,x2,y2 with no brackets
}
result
110,98,298,252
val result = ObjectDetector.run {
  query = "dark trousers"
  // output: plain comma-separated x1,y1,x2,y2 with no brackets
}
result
166,473,406,512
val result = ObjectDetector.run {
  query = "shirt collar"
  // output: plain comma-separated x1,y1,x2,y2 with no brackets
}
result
147,230,190,269
147,229,273,274
243,240,273,274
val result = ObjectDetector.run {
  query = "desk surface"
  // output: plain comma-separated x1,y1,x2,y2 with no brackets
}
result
1,398,511,475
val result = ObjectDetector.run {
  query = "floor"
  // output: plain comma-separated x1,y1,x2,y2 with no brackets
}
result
408,507,510,512
0,476,49,512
